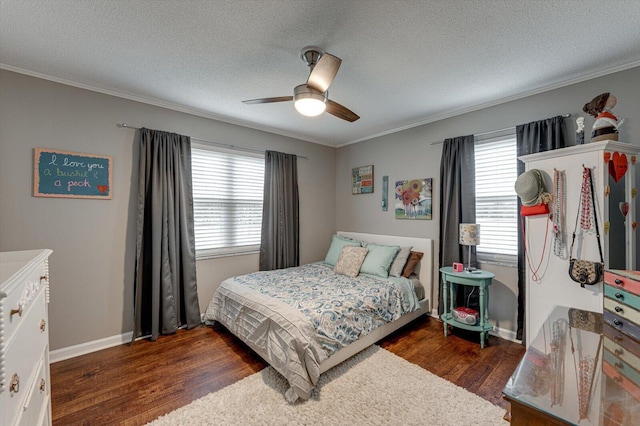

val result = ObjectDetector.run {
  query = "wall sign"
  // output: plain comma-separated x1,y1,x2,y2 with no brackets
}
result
381,175,389,211
352,165,374,194
33,148,112,199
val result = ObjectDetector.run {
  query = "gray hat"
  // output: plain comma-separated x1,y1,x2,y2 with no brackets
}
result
515,169,551,206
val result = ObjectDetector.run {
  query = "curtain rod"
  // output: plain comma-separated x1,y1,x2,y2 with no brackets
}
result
117,123,310,160
429,113,572,145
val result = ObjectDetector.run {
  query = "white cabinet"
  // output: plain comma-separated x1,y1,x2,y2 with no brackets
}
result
519,140,639,346
1,249,53,426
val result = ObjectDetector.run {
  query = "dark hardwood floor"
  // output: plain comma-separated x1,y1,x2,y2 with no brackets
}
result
50,316,525,425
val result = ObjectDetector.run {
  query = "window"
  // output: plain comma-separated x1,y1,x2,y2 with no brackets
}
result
191,143,265,259
474,131,518,265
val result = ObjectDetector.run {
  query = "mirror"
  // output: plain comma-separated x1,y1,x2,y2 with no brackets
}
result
606,150,636,270
608,169,626,269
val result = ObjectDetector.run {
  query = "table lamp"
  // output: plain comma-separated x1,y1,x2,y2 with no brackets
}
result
459,223,480,272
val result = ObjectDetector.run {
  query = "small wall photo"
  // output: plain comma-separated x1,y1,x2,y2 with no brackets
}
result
352,165,374,194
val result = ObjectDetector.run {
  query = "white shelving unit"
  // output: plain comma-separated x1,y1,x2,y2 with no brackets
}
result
519,140,639,346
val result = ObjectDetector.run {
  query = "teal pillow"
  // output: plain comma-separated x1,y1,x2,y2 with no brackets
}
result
324,235,361,266
360,243,401,278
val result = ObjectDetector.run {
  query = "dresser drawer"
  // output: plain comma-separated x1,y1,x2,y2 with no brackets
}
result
605,296,640,325
605,284,640,311
604,348,640,386
14,350,50,426
1,289,48,425
39,404,50,426
604,337,640,370
604,310,640,341
606,270,640,298
604,361,640,402
604,322,640,354
605,336,640,372
1,261,47,345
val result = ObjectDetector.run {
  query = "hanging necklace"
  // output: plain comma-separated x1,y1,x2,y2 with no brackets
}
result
552,169,566,258
569,324,603,421
579,168,594,232
549,319,567,406
521,215,550,282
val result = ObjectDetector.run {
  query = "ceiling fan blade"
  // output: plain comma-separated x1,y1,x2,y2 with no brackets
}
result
242,96,293,105
326,100,360,122
306,53,341,93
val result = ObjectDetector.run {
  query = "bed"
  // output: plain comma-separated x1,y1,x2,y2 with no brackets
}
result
204,231,435,402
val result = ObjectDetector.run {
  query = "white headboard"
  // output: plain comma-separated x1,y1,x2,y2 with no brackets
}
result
337,231,436,313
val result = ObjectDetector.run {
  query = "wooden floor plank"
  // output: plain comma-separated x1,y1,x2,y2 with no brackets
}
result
51,316,524,425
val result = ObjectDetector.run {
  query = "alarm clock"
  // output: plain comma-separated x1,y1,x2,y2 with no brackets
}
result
452,262,464,272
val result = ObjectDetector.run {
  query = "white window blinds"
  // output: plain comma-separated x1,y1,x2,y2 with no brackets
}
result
191,144,264,259
474,132,518,263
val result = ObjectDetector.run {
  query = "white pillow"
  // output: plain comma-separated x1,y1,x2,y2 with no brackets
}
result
388,246,413,277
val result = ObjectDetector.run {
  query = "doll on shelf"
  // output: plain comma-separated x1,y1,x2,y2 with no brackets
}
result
576,117,585,145
582,93,625,142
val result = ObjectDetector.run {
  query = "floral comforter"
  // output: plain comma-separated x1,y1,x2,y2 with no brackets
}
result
204,262,420,402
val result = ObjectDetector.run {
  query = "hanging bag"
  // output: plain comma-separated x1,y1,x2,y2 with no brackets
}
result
568,167,604,287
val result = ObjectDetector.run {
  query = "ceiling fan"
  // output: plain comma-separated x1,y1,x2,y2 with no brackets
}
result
242,46,359,122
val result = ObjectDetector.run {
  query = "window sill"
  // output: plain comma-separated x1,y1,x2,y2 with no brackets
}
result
477,252,517,268
478,259,517,268
196,249,259,261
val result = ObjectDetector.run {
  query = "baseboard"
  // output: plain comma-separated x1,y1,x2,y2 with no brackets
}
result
430,312,521,344
490,325,520,344
50,316,520,363
50,332,140,363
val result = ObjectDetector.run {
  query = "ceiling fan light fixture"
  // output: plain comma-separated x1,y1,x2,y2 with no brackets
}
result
295,98,326,116
293,84,327,117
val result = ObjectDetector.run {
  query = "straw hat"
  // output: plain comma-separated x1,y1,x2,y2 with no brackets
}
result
514,169,551,206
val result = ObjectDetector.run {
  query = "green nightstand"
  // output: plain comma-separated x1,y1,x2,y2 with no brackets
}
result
440,266,495,348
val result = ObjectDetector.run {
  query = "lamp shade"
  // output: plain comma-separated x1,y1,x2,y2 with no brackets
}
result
459,223,480,246
293,84,327,117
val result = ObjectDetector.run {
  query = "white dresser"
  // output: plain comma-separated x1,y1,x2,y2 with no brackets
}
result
1,249,53,426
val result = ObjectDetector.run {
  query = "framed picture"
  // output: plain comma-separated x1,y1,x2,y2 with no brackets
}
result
352,165,374,194
395,178,432,219
33,148,113,199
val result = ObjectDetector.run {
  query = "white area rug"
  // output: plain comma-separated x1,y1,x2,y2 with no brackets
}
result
148,345,505,425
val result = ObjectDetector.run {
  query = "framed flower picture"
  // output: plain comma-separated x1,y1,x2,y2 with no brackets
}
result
395,178,432,219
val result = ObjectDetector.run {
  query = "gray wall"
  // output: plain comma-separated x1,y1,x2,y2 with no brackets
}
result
0,70,336,351
2,66,638,350
336,66,640,338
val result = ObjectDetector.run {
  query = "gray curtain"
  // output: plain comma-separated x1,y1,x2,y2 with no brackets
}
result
438,135,476,315
515,115,566,341
259,150,300,271
134,128,200,341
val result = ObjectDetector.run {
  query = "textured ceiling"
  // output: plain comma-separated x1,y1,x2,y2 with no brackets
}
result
1,0,640,147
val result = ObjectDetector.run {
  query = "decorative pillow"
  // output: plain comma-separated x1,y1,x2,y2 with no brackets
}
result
334,246,369,277
388,246,413,277
324,235,361,266
401,251,424,278
360,243,400,278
